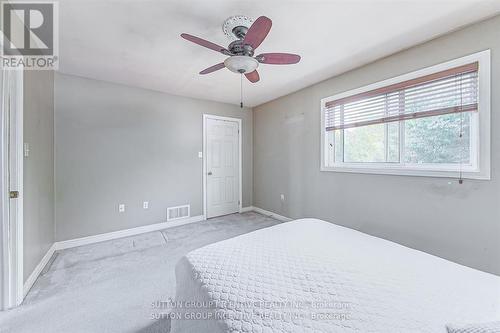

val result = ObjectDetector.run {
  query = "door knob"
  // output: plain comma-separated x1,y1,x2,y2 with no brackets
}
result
207,171,213,175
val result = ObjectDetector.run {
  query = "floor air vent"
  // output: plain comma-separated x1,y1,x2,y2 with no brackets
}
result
167,204,190,221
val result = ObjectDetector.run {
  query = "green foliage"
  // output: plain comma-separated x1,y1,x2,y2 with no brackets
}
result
340,113,470,164
344,124,385,162
404,113,470,164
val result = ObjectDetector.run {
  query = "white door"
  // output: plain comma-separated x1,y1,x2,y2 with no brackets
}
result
206,117,240,218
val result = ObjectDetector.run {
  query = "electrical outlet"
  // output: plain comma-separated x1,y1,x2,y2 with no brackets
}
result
143,201,149,209
280,194,285,202
118,204,125,213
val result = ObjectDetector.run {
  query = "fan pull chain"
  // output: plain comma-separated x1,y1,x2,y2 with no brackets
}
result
240,73,243,108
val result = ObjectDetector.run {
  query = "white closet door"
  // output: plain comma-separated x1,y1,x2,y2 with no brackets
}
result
206,118,239,218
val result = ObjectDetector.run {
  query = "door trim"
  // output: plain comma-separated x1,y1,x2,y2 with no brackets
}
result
0,68,24,310
202,114,242,219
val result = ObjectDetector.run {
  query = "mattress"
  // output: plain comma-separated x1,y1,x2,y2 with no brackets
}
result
170,219,500,333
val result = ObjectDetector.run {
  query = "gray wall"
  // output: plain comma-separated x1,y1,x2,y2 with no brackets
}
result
55,73,252,241
23,70,55,282
253,15,500,275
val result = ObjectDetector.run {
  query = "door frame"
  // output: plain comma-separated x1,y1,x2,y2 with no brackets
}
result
202,114,242,219
0,67,24,310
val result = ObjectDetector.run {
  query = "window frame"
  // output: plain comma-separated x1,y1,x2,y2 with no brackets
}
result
320,50,491,180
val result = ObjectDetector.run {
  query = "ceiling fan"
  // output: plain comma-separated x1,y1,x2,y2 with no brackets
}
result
180,15,301,84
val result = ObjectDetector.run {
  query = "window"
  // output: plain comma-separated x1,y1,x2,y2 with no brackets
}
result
321,51,490,179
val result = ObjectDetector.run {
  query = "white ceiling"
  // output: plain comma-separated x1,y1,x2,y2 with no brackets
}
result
58,0,500,107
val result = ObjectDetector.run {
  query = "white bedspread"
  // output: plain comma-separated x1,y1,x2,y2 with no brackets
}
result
170,219,500,333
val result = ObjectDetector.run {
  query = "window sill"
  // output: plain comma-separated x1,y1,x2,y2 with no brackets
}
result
320,165,490,180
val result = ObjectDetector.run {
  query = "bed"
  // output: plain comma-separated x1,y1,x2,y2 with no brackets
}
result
170,219,500,333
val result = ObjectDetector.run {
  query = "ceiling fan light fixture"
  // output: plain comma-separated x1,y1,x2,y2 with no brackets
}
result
224,56,258,74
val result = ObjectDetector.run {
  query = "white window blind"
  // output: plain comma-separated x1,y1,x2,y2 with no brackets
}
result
324,62,479,131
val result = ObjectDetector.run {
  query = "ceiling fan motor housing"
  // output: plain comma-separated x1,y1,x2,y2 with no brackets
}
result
228,40,254,56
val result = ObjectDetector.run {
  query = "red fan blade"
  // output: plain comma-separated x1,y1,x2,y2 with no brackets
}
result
200,63,225,75
181,33,230,55
245,70,260,83
243,16,272,49
256,53,301,65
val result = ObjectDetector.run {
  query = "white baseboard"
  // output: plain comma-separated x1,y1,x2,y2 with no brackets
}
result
23,243,56,297
55,209,286,252
55,215,205,251
252,206,292,222
239,206,254,213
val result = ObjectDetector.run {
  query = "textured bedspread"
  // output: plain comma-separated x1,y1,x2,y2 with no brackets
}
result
171,219,500,333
